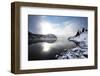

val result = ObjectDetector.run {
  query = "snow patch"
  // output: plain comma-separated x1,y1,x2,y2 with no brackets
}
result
56,28,88,59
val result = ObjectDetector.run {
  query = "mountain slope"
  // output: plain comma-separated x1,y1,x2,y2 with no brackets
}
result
28,32,57,44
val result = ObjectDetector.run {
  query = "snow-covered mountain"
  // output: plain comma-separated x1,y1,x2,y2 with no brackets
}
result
56,28,88,59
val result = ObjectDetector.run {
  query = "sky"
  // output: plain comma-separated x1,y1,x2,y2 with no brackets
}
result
28,15,88,37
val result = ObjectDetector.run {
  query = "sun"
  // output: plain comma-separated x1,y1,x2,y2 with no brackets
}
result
40,21,55,35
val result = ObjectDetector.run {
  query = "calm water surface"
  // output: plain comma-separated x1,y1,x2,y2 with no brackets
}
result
28,37,76,61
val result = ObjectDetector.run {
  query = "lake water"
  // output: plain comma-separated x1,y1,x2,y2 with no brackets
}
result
28,36,76,61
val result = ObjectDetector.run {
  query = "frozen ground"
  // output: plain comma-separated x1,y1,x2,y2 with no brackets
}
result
56,28,88,59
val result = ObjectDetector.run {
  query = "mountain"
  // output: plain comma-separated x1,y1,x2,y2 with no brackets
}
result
28,32,57,44
56,28,88,59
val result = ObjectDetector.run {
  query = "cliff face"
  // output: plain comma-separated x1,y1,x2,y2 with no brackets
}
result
56,28,88,59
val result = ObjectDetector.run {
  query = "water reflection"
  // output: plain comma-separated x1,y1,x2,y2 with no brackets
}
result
42,43,52,52
28,36,76,60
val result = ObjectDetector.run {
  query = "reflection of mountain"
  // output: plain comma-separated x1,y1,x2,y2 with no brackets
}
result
28,32,57,44
56,28,88,59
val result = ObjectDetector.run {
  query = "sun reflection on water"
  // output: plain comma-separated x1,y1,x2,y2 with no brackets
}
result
42,43,52,52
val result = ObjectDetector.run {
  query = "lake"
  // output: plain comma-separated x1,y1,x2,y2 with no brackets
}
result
28,36,76,61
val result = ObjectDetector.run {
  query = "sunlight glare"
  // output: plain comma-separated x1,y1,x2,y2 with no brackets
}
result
42,43,52,52
40,21,55,34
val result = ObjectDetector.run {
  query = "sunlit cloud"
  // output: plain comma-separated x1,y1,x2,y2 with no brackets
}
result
40,21,55,35
40,20,83,38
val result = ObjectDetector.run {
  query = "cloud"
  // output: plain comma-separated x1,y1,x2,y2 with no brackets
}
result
46,21,83,37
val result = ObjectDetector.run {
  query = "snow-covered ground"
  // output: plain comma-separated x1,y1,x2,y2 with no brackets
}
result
56,28,88,59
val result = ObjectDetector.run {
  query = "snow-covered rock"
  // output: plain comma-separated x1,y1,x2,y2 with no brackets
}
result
56,28,88,59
